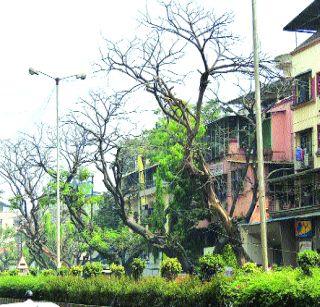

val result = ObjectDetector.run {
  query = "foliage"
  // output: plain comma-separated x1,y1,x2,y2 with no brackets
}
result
57,266,69,276
41,269,56,276
28,267,39,276
0,269,19,276
222,244,238,268
8,269,19,276
69,265,83,277
241,262,262,274
201,99,221,124
2,269,320,306
0,228,19,271
146,118,216,262
82,262,103,278
130,258,146,280
149,171,166,233
110,263,125,278
297,250,320,275
198,254,225,281
160,257,182,280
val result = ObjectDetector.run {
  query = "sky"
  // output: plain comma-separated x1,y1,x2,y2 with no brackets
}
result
0,0,313,196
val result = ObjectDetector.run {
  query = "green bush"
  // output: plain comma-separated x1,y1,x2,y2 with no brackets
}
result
130,258,146,280
0,269,320,306
222,244,238,268
198,254,225,281
0,270,10,276
160,257,182,281
69,265,83,277
241,262,262,274
83,262,103,278
110,263,125,278
8,269,19,276
297,250,320,275
28,267,39,276
41,269,56,276
57,266,69,276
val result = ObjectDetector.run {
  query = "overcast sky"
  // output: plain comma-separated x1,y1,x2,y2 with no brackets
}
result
0,0,313,198
0,0,312,139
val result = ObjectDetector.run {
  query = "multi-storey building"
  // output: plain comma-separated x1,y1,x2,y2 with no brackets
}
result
206,93,293,265
267,0,320,266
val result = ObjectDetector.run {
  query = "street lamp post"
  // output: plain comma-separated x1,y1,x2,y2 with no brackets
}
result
251,0,268,271
29,68,86,268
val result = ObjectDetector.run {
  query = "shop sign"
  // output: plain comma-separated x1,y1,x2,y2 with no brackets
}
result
299,240,312,252
295,220,313,238
203,246,215,255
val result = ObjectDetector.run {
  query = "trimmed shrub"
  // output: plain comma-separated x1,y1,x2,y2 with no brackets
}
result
57,266,69,276
83,262,103,278
241,262,262,274
297,250,320,275
198,254,225,281
0,269,320,306
28,267,39,276
41,269,56,276
222,244,238,268
8,269,19,276
110,263,125,278
69,265,83,277
130,258,146,280
160,257,182,281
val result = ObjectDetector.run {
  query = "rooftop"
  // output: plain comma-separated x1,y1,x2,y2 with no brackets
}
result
284,0,320,33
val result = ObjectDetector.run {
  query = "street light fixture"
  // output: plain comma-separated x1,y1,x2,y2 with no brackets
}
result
29,68,86,268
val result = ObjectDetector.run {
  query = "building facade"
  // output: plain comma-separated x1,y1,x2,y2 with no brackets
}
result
267,0,320,266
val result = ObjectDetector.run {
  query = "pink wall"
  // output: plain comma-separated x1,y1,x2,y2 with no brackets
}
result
269,97,293,161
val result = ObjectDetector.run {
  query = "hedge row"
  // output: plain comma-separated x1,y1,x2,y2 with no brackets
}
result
1,268,320,306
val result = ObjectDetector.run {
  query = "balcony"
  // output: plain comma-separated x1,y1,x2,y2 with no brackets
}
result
268,168,320,218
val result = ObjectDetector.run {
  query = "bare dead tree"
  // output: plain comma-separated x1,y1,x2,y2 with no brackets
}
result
69,89,194,270
0,136,71,268
92,0,282,264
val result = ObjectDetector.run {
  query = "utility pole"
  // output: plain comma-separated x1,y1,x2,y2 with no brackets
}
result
55,77,61,268
251,0,268,270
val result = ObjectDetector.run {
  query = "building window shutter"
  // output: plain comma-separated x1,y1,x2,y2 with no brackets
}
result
292,82,296,104
318,125,320,152
317,72,320,96
311,76,315,99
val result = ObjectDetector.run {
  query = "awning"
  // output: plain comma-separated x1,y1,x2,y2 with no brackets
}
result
240,211,320,227
268,167,320,184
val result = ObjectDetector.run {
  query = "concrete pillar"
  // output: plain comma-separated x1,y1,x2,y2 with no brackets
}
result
280,221,297,266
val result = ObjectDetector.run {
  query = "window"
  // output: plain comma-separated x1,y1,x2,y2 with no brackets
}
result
300,130,312,153
294,71,312,105
317,72,320,96
231,168,247,198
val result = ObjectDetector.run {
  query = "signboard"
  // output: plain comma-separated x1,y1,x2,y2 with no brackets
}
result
299,241,312,252
210,162,224,176
203,247,215,255
295,220,313,238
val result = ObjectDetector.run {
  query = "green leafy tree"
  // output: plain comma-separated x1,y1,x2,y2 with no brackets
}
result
0,228,18,271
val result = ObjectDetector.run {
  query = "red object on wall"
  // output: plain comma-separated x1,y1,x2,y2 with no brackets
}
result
317,72,320,96
318,125,320,151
